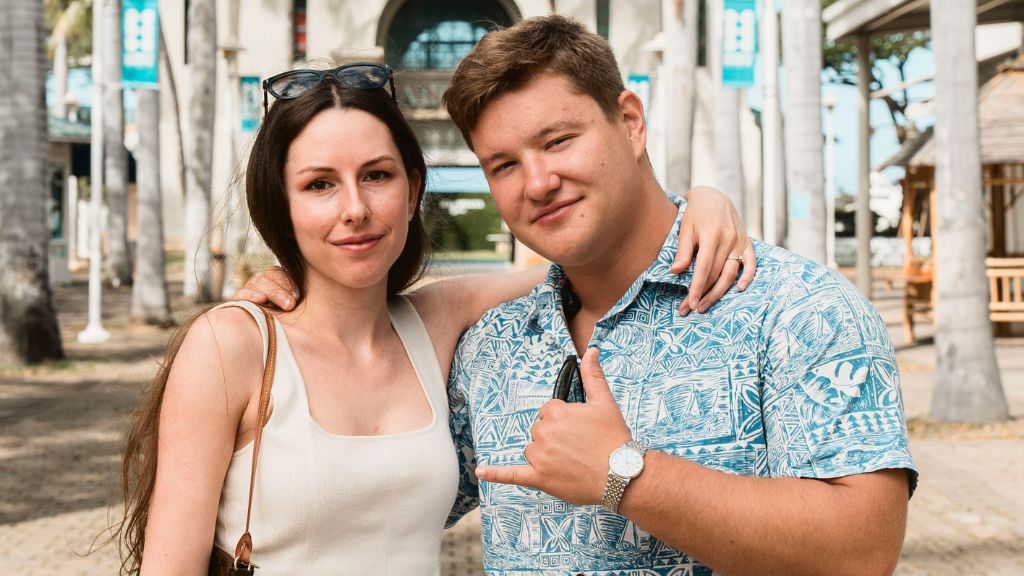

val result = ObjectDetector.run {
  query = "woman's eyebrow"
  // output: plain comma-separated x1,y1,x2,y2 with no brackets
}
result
295,165,336,175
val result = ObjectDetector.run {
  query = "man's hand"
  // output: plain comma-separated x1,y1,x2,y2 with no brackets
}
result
232,266,299,310
475,348,632,504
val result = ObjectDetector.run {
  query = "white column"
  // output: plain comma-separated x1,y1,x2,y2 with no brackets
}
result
760,0,784,245
79,0,110,344
856,34,872,296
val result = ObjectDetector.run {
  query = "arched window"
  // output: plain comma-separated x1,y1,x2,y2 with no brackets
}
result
401,20,488,70
384,0,514,70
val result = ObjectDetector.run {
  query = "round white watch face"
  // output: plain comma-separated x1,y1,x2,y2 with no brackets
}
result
610,446,644,478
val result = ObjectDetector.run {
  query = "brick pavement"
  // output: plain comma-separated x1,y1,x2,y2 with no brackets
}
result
0,271,1021,575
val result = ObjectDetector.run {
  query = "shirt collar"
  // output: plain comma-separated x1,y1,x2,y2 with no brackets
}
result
525,195,691,326
640,195,693,288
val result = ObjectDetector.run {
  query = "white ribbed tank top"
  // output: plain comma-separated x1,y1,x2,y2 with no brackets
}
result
212,298,459,574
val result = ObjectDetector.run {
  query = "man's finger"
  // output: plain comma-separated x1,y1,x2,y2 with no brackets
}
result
475,464,539,488
233,288,269,305
537,399,564,421
268,289,297,310
244,267,298,299
580,348,615,404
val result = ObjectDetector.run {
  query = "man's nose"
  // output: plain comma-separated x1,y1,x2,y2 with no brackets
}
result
522,155,560,201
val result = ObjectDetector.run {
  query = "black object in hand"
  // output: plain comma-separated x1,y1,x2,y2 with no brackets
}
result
553,354,583,402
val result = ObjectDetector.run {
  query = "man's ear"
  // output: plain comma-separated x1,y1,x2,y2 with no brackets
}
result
408,169,423,217
617,90,648,161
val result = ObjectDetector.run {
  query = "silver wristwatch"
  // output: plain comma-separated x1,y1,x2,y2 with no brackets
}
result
601,439,647,514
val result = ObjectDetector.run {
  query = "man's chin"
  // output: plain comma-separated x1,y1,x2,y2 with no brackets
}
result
525,244,589,268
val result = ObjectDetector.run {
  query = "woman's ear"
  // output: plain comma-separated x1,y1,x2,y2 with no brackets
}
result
408,169,423,221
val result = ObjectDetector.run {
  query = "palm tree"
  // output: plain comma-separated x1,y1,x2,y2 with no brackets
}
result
183,0,216,302
102,0,132,286
132,85,172,324
760,1,786,245
781,0,825,263
709,0,744,214
0,0,65,364
928,0,1007,422
220,0,248,299
662,0,699,193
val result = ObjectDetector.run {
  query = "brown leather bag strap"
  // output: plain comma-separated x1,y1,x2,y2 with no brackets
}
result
233,305,277,567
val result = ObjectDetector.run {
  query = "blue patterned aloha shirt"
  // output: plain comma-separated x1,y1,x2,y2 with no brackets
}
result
446,196,917,575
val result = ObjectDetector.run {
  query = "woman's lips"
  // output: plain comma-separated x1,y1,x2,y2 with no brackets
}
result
332,234,383,252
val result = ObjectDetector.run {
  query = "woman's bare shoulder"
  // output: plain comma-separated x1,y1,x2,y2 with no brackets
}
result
166,305,266,409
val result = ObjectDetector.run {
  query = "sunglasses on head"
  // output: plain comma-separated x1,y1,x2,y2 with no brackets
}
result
261,63,396,115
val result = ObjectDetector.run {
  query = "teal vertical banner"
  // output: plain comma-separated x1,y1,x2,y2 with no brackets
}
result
123,0,159,88
240,77,262,132
722,0,757,87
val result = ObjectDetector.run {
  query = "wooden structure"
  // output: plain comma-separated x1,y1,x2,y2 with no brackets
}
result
884,58,1024,341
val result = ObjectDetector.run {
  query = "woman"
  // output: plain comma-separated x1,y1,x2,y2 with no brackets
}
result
117,63,754,574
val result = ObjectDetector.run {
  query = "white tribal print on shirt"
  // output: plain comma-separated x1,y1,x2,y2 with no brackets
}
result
446,196,917,575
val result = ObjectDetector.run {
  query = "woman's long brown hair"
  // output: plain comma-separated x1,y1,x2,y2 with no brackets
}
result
113,78,431,574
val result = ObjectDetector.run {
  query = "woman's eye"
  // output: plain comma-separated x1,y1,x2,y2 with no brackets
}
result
308,179,331,191
365,170,388,182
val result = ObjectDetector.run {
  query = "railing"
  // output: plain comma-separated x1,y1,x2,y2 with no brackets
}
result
986,257,1024,322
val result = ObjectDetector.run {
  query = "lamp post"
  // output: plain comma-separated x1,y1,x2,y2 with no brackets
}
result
78,0,110,344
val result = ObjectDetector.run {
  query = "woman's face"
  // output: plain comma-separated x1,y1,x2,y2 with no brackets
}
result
283,107,419,293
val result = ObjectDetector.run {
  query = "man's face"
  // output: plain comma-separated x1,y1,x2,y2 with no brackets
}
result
470,73,647,267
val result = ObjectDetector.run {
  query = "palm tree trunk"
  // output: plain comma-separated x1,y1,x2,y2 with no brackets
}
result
220,0,248,299
781,0,825,263
0,0,65,364
760,1,786,245
929,0,1007,423
662,0,699,193
158,23,187,198
132,86,173,325
709,0,744,213
102,0,133,286
183,0,217,302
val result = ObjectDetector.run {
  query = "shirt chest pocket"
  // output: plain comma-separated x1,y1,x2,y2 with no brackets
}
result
639,372,766,477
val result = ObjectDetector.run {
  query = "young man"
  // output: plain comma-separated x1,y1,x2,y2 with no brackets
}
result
442,15,916,575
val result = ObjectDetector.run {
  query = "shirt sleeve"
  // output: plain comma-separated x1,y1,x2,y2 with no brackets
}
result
445,334,481,527
759,258,918,496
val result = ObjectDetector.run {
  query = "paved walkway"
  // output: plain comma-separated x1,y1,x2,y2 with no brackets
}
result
0,270,1021,575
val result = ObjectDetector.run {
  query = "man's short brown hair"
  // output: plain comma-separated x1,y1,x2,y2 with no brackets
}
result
443,15,626,150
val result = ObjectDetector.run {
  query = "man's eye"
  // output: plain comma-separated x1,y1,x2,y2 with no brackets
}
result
493,161,515,176
548,135,573,149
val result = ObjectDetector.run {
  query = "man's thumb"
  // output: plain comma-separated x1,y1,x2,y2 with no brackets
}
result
581,348,613,402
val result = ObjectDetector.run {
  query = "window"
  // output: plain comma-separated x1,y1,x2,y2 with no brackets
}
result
293,0,307,62
385,0,513,70
401,20,488,70
597,0,610,40
698,0,707,67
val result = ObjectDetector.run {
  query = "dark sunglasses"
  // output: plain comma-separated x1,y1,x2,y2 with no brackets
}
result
261,63,396,115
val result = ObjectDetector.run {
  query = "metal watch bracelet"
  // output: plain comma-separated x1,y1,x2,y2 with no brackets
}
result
600,440,647,514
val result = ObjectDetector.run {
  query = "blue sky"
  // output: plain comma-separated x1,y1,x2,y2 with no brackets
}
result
748,44,934,197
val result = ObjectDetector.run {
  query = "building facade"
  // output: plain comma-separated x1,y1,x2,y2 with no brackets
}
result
153,0,761,263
